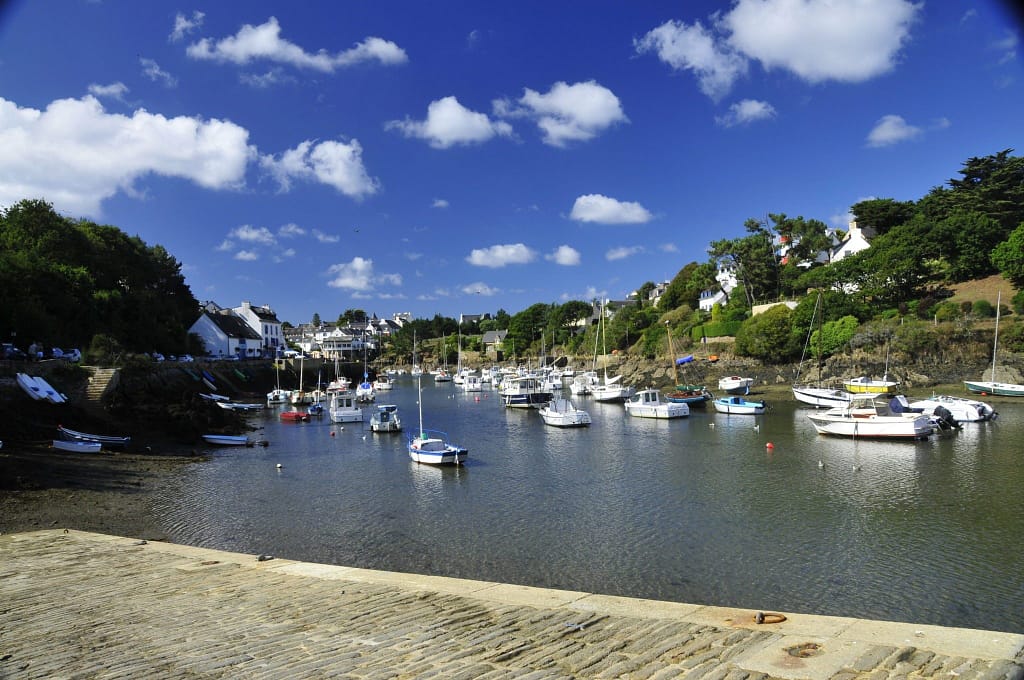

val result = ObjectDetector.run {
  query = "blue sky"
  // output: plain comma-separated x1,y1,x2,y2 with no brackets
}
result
1,1,1021,326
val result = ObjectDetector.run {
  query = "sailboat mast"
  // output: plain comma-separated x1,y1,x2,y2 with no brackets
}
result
667,321,678,383
992,291,1001,383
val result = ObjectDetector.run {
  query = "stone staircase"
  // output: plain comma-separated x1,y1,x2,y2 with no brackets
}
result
84,366,119,403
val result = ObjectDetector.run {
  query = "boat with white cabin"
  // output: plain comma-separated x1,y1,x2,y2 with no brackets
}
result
718,375,754,395
370,404,402,432
713,395,766,415
624,388,690,419
806,395,933,440
539,397,591,427
907,394,997,422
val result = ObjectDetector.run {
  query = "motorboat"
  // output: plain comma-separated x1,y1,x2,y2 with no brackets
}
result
718,376,754,395
792,385,867,409
373,375,393,391
279,410,309,423
501,375,553,409
713,395,766,415
539,397,591,427
625,388,690,419
16,373,45,401
216,401,264,412
907,394,997,422
328,390,363,423
462,373,483,392
806,395,933,440
570,371,599,395
370,404,402,433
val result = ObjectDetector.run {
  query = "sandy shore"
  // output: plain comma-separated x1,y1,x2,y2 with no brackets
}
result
0,443,198,540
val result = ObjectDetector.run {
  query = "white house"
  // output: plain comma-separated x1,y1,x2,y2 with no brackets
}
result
189,311,263,358
699,264,739,312
233,301,283,356
830,221,875,262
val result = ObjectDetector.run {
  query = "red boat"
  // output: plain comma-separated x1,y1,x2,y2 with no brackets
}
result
279,411,309,422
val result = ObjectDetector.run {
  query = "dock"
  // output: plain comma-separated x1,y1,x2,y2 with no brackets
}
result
2,530,1021,679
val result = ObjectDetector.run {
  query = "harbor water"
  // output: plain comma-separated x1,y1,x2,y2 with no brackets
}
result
153,378,1024,634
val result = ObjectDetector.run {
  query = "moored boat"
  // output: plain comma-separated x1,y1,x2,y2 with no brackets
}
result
718,375,754,395
792,385,867,409
407,372,466,464
963,291,1024,397
501,375,553,409
201,434,252,446
843,375,900,395
806,395,932,440
625,388,690,419
328,390,362,423
539,397,592,427
52,439,102,453
713,395,766,415
279,410,310,422
57,425,131,448
16,373,45,400
908,394,997,422
370,404,402,432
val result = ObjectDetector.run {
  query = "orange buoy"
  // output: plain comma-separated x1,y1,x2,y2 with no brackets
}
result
330,431,336,437
766,442,775,450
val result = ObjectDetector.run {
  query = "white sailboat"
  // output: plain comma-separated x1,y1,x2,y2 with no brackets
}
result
964,291,1024,397
290,355,312,404
591,301,634,403
407,337,467,464
792,292,862,408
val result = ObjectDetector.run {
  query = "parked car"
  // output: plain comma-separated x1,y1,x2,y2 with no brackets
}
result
2,343,27,360
63,348,82,362
178,354,194,362
151,352,165,362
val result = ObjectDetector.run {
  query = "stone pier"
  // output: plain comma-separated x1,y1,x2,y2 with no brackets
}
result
1,530,1021,679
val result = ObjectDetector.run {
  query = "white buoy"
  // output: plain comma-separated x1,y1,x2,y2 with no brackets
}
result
276,463,283,469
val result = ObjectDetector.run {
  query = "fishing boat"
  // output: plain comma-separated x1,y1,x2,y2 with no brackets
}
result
201,434,251,446
718,375,754,395
806,395,933,440
539,397,591,427
625,388,690,419
52,439,102,453
501,375,553,409
461,372,483,392
964,291,1024,397
57,425,131,448
407,372,467,465
370,404,402,432
328,390,362,423
713,395,766,415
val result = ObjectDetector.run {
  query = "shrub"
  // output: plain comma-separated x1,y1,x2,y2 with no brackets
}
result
972,299,996,318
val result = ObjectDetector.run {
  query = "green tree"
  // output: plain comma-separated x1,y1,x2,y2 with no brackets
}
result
813,315,859,358
709,218,780,308
312,313,321,327
658,261,712,312
991,223,1024,288
734,304,798,362
850,198,917,236
635,281,656,307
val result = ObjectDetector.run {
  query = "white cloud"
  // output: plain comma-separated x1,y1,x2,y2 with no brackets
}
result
546,245,581,266
140,58,178,88
724,0,919,84
234,250,259,261
0,95,253,217
324,257,401,291
230,224,276,245
659,243,679,253
606,246,645,261
638,0,920,99
494,80,627,147
570,194,653,224
215,239,234,252
386,96,513,149
432,198,449,208
260,138,379,198
866,114,921,147
635,19,748,101
187,17,407,71
715,99,777,127
240,68,296,89
272,248,296,262
313,229,340,243
278,223,305,238
170,11,205,43
462,282,499,296
466,243,537,268
88,82,128,102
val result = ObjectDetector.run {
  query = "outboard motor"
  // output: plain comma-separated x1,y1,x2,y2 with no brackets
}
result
933,404,960,430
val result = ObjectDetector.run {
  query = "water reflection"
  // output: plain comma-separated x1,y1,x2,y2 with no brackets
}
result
153,380,1024,633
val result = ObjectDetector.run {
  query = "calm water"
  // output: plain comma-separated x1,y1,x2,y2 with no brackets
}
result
153,378,1024,634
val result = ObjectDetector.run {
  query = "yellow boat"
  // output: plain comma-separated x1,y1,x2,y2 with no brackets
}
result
842,375,899,395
